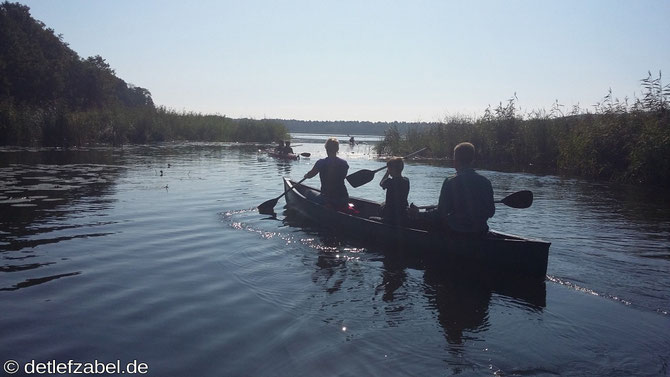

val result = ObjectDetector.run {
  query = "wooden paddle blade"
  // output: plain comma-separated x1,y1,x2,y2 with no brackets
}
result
257,198,279,214
500,190,533,208
346,169,375,188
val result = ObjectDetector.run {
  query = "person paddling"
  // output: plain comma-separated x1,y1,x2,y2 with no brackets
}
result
303,137,349,208
411,142,494,235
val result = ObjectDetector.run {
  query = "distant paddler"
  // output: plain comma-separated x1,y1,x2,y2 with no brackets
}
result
274,140,285,153
282,140,294,155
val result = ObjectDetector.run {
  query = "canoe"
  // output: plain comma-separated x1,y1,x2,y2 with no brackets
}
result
268,152,299,160
283,178,550,280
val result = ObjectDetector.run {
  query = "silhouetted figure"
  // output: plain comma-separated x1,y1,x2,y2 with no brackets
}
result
411,142,494,235
274,140,285,153
379,157,409,225
282,140,294,155
303,137,349,209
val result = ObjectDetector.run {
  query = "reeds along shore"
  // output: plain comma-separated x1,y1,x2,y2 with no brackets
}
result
376,73,670,187
0,103,288,146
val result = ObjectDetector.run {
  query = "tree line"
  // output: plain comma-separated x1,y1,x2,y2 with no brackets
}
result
377,73,670,187
0,2,286,147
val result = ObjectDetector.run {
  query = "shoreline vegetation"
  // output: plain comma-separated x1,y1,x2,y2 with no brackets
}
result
277,119,440,136
376,74,670,187
3,2,669,187
0,2,287,147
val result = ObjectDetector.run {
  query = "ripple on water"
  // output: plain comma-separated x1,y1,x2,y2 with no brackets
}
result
1,143,669,377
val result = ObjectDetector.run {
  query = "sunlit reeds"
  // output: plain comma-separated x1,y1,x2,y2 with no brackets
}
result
376,72,670,186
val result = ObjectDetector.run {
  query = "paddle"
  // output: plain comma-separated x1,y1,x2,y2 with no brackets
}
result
415,190,534,210
346,147,429,188
300,152,311,157
258,177,307,215
497,190,533,208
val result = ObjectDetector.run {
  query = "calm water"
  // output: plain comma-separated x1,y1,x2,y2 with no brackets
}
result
1,136,669,376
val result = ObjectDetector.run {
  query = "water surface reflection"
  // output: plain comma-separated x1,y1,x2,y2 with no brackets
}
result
1,142,668,377
283,209,546,352
1,149,123,290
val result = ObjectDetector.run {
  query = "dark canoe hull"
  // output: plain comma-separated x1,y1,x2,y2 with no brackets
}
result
268,152,299,160
283,178,550,280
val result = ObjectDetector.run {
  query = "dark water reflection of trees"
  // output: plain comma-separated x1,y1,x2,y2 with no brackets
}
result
0,148,124,289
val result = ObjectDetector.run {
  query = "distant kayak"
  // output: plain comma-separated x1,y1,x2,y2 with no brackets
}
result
267,152,299,161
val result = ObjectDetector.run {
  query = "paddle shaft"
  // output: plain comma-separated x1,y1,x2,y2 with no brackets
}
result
258,177,308,213
416,200,504,210
399,147,429,160
367,147,430,171
374,147,429,172
415,190,532,210
275,176,307,201
346,147,429,188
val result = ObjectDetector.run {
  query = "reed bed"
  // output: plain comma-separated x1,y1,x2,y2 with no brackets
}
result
376,72,670,186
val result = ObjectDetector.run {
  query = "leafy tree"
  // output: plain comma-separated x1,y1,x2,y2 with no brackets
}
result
1,2,284,146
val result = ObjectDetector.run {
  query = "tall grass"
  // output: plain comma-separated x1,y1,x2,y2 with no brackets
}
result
0,102,288,146
376,72,670,187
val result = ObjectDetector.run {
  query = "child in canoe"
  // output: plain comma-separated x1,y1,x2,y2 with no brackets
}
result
379,157,410,225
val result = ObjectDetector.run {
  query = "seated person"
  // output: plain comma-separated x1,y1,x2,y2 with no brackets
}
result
303,137,349,209
378,157,409,225
274,140,285,153
411,142,494,235
282,140,294,155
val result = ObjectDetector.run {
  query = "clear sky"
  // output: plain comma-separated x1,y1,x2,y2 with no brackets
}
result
17,0,670,122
